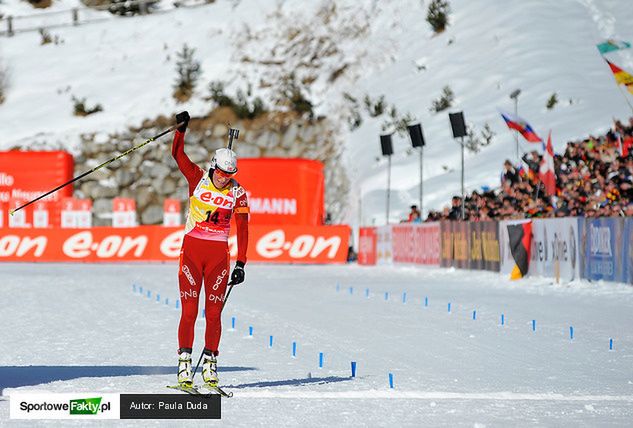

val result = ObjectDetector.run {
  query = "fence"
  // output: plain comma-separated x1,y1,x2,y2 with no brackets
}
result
358,218,633,285
0,0,211,37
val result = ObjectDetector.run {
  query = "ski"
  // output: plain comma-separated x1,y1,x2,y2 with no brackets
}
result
200,384,234,398
167,384,203,396
167,384,233,398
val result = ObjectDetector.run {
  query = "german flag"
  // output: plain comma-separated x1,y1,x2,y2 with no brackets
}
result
507,222,532,280
605,59,633,86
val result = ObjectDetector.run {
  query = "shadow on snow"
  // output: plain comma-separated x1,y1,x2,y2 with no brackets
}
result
0,365,256,394
226,376,352,389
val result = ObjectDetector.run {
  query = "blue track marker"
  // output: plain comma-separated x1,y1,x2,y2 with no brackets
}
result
292,342,297,358
448,302,451,313
389,373,394,389
156,294,160,302
351,361,357,378
319,352,324,368
570,326,574,340
349,287,354,295
532,320,536,331
165,298,169,306
424,297,428,307
472,310,476,320
501,314,505,325
249,326,253,336
365,288,370,298
132,284,136,293
231,316,236,329
147,290,151,298
402,292,407,304
609,338,613,350
384,292,389,301
269,335,274,348
176,300,179,309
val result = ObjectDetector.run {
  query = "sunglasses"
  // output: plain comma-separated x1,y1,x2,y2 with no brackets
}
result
214,168,236,178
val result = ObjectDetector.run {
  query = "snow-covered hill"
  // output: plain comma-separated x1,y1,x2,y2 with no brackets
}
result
1,0,632,225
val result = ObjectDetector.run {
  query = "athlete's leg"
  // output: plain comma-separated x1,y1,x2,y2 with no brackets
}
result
202,242,230,355
177,236,204,352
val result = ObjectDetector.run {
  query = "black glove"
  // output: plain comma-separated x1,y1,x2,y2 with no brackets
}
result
175,111,190,133
229,261,245,285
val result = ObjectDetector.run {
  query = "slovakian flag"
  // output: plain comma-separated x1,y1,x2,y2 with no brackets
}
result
605,59,633,94
500,111,542,143
507,221,532,280
539,131,556,196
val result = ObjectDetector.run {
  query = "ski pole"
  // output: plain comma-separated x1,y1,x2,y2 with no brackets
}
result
192,284,235,379
10,122,185,215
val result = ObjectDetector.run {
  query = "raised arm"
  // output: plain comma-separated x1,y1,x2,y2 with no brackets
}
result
172,111,203,190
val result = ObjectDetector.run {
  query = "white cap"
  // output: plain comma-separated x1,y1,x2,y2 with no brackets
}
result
211,148,237,173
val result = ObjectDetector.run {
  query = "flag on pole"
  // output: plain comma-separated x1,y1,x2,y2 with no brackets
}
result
605,59,633,86
597,39,631,55
499,111,542,143
507,221,532,280
539,131,556,196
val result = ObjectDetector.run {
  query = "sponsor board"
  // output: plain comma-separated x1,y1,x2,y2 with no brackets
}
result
440,222,499,271
376,225,392,264
622,218,633,285
582,218,625,282
528,218,581,282
357,227,377,265
0,225,349,263
391,223,440,266
236,158,325,226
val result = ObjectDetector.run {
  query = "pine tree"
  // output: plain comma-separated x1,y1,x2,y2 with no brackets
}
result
426,0,451,33
173,44,201,102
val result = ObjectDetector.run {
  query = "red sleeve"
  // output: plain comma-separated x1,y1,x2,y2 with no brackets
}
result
234,188,249,264
172,130,203,194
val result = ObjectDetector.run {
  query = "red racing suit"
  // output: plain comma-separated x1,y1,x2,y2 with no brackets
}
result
172,129,249,355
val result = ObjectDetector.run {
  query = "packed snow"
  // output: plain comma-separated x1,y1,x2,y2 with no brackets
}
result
1,263,632,426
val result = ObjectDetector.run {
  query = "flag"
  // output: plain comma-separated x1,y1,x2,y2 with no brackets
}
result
507,221,532,280
500,111,542,143
605,59,633,86
597,39,631,55
539,131,556,196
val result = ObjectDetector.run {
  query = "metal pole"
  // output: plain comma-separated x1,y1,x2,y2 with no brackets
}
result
461,137,465,220
419,146,423,218
514,96,519,163
386,155,391,224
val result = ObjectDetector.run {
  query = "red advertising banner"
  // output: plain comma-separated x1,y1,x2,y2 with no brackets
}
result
236,159,325,226
0,225,350,264
391,223,441,265
0,151,74,204
358,227,377,265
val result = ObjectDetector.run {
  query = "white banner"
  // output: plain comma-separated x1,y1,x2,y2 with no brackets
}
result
528,218,581,282
10,393,120,419
376,225,392,265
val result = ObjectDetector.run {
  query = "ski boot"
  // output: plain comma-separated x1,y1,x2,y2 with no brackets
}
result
177,350,193,387
202,352,219,387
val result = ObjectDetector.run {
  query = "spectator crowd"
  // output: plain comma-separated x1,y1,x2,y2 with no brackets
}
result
423,117,633,221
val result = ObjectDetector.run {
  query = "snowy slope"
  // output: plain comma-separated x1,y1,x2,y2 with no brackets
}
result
1,263,632,426
1,0,633,224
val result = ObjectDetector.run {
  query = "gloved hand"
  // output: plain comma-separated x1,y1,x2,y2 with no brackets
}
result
176,111,190,133
229,261,245,285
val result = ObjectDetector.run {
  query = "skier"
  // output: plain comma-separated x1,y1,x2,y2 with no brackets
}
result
171,111,249,389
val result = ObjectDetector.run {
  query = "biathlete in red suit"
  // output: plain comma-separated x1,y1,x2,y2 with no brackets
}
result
171,111,249,387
